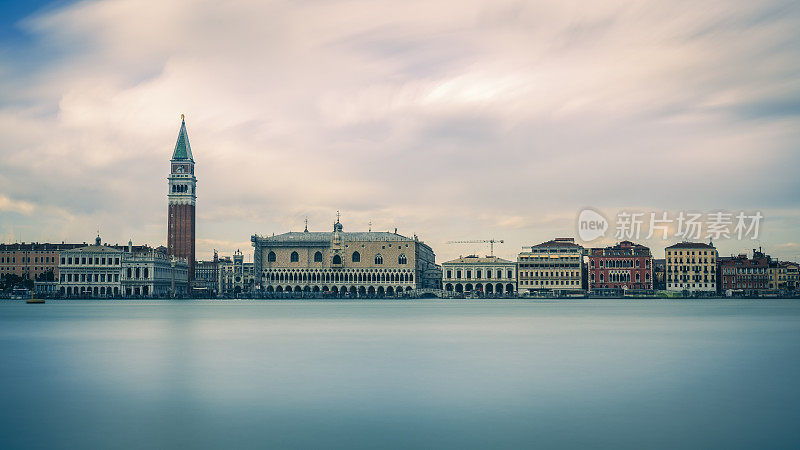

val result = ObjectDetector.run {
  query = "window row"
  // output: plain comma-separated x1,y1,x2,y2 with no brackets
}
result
591,272,650,283
62,273,119,283
0,256,56,264
519,271,580,278
61,256,120,266
521,280,580,286
666,258,715,264
590,259,650,269
265,271,414,284
666,250,715,256
445,269,514,280
268,251,407,265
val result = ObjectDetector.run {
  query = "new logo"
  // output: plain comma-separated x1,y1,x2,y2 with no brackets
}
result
577,209,608,242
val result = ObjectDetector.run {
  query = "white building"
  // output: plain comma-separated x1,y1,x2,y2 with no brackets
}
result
122,247,189,297
58,236,188,298
442,255,516,296
58,236,123,298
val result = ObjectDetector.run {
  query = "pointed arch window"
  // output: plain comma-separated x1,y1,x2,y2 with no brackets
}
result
352,251,361,263
398,254,407,264
314,251,323,262
375,254,383,265
332,254,342,265
267,251,276,262
290,251,299,262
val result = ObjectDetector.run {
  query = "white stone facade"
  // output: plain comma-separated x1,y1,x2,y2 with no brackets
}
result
122,252,189,297
58,237,188,298
442,255,516,296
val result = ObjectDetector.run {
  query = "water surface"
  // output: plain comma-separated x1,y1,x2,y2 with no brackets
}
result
1,299,798,449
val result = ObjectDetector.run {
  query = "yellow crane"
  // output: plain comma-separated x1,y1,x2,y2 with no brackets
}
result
446,239,505,257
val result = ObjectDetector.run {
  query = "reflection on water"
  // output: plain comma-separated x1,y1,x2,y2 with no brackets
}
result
1,299,799,449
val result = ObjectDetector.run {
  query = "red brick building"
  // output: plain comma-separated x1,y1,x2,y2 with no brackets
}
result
588,241,653,292
0,242,84,281
719,249,770,293
167,115,197,283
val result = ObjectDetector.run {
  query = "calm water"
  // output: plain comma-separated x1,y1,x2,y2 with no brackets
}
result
1,299,799,449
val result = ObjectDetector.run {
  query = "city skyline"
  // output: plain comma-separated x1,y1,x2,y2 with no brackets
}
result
1,1,799,263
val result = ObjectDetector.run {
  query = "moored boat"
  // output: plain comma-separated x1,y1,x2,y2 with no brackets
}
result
26,293,45,304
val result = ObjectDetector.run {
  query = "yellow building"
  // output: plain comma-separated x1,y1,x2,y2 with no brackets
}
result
785,262,799,291
768,261,784,290
665,242,717,293
772,261,799,291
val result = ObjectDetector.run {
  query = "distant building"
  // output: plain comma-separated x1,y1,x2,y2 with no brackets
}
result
122,245,189,297
665,242,717,293
442,255,516,296
250,216,437,296
653,259,666,290
587,241,653,292
194,251,220,295
58,236,124,297
0,242,85,282
168,115,197,282
781,261,799,291
719,249,771,294
57,236,188,298
768,259,783,291
766,259,798,292
219,250,255,295
517,238,584,294
424,264,443,290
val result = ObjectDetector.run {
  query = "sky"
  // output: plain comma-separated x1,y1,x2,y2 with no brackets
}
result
0,0,798,263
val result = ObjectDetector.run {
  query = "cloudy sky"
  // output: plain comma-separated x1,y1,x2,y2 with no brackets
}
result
0,0,798,262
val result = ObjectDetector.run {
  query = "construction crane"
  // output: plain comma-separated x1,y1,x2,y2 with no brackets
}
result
446,239,505,257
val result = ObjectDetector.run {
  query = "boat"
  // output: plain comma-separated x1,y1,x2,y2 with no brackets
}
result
26,293,45,304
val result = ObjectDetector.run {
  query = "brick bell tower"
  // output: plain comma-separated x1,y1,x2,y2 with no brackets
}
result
168,114,196,284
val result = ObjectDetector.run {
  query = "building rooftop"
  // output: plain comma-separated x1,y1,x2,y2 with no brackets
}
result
253,230,415,244
0,243,85,252
442,255,515,265
66,244,124,254
665,242,716,249
529,238,583,249
589,240,652,256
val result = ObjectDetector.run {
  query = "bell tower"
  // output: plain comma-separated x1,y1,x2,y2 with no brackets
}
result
167,114,196,284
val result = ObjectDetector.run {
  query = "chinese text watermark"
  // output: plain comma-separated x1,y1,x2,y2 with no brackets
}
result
578,209,762,242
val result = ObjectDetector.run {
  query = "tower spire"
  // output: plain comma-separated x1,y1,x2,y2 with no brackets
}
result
333,211,343,232
172,115,193,161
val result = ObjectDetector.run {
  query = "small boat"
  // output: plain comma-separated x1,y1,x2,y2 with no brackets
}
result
26,293,45,304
